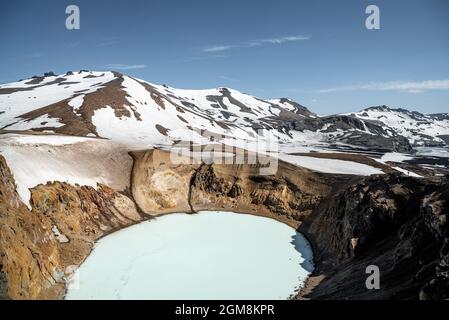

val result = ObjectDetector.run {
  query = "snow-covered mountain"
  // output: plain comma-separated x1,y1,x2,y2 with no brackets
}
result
0,71,311,147
0,70,446,152
348,106,449,147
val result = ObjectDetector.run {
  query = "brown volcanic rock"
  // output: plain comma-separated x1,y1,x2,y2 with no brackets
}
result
299,173,449,300
0,155,142,299
130,149,201,215
1,157,59,299
189,162,329,225
0,155,63,299
130,149,352,227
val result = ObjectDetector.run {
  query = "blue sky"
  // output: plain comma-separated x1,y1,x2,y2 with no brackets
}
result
0,0,448,114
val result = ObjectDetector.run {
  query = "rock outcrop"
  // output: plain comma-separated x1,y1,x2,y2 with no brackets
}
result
0,155,141,299
130,149,352,227
130,150,200,215
299,173,449,299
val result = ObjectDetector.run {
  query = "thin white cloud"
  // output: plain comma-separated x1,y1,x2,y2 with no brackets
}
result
248,35,310,46
202,35,310,52
319,80,449,93
187,54,227,61
105,64,147,70
203,45,233,52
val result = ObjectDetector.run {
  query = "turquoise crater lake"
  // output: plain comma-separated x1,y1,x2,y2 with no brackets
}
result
65,211,314,300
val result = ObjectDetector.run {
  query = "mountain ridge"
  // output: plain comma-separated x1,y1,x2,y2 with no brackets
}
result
1,70,448,151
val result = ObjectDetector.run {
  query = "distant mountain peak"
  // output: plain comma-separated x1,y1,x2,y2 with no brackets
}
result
269,98,316,117
363,105,392,112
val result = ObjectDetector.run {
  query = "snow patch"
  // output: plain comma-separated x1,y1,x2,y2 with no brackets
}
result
377,152,414,164
280,154,384,176
393,166,423,178
68,94,85,112
52,225,69,243
0,134,132,209
4,114,64,130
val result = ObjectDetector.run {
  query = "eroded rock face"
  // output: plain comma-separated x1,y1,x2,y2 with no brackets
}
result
130,149,349,227
420,182,449,299
190,162,329,225
0,155,62,299
299,173,449,300
0,155,141,299
130,150,201,215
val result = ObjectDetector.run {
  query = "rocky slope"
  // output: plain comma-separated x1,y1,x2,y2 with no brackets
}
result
299,173,449,299
290,114,413,153
349,106,449,147
0,155,141,299
130,149,353,226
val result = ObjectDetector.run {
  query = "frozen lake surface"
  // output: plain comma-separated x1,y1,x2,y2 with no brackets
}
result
65,211,314,300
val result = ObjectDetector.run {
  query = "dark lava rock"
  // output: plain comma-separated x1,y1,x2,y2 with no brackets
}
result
300,173,449,300
437,135,449,145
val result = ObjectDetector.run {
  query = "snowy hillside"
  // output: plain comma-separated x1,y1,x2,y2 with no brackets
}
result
0,133,132,208
1,71,447,151
349,106,449,147
0,71,116,130
0,71,315,147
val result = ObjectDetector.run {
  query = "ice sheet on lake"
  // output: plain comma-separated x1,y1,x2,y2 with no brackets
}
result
65,211,314,300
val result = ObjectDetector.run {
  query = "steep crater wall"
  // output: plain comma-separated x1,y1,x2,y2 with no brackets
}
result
130,149,352,227
0,155,141,299
299,173,449,299
0,149,351,299
1,149,448,300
